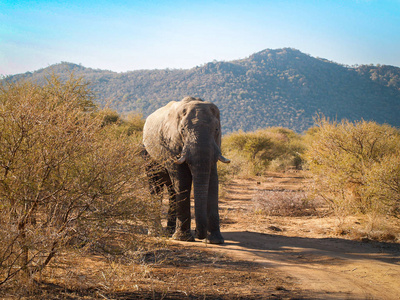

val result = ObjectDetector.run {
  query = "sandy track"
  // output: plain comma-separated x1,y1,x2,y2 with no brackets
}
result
182,174,400,299
196,230,400,299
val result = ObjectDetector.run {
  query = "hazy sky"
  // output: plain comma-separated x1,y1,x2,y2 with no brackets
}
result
1,0,400,76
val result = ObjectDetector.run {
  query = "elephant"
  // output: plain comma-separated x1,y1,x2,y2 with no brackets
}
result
142,96,230,244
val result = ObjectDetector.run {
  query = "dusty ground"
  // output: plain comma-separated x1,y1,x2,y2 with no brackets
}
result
182,172,400,299
3,172,399,299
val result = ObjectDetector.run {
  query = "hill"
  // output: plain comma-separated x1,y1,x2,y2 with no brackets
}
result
6,48,400,133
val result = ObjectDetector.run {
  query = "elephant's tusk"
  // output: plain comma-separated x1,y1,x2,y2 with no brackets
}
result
175,155,186,164
219,155,230,164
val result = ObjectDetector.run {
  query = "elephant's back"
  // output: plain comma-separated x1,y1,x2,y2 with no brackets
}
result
143,101,178,162
143,101,176,134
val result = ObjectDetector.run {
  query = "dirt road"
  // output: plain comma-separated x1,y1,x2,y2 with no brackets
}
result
191,230,400,299
187,174,400,299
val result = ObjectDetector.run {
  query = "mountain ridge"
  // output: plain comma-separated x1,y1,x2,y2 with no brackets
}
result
6,48,400,133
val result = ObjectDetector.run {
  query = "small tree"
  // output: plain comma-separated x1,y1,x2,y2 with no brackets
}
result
0,76,148,285
304,117,400,218
221,127,304,176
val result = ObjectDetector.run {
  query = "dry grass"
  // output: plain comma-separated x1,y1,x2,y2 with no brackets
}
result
252,190,323,217
2,171,399,299
0,242,295,300
221,172,399,243
333,214,400,243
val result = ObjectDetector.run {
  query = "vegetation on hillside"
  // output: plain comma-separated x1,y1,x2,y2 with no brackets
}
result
7,48,400,134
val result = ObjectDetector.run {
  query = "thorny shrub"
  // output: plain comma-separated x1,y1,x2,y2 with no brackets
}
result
220,127,304,176
253,190,320,217
98,108,145,138
304,117,400,220
0,75,153,287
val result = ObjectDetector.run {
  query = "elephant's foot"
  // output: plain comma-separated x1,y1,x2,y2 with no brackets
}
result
172,230,195,242
148,218,162,236
159,226,175,238
166,221,176,237
195,228,207,240
165,226,175,237
206,231,224,244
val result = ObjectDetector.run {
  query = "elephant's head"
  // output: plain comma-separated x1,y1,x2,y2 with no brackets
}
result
173,98,230,165
171,97,230,240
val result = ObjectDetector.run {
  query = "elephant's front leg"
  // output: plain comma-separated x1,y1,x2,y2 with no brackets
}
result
170,165,195,242
206,166,224,244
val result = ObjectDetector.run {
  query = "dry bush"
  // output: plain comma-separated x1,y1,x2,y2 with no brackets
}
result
0,75,154,288
304,117,400,221
98,107,122,126
253,190,321,217
221,127,305,177
98,109,145,139
333,214,400,243
121,112,145,134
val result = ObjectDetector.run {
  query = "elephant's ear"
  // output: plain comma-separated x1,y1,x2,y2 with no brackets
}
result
208,103,222,146
209,104,220,120
161,102,184,154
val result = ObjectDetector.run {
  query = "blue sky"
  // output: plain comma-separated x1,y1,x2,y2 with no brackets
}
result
1,0,400,75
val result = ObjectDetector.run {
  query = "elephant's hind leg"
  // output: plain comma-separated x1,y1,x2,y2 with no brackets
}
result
145,162,165,236
166,180,177,236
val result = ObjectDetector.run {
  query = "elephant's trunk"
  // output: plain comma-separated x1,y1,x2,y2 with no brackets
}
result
192,166,210,239
188,130,213,240
177,128,228,241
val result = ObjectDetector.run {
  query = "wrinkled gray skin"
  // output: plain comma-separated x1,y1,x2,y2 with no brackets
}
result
143,97,230,244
